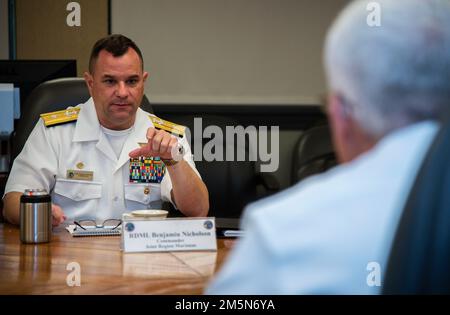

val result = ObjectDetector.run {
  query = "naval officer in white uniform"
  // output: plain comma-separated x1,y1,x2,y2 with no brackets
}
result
3,34,209,226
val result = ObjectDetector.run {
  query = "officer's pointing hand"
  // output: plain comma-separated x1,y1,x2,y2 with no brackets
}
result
129,127,178,160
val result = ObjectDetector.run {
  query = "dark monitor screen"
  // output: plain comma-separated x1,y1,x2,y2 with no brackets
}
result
0,60,77,112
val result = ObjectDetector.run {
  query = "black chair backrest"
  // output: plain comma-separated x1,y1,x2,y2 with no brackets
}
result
291,125,337,185
168,114,258,218
383,122,450,294
10,77,152,165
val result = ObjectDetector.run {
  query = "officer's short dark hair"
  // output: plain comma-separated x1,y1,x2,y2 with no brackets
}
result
89,34,144,73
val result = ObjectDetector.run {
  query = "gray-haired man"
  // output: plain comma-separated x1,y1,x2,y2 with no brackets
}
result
207,0,450,294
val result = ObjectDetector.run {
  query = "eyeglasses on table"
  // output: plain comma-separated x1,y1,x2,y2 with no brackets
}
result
74,219,122,230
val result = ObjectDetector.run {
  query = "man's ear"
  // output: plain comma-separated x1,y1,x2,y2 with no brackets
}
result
143,71,149,82
328,93,376,163
328,94,349,132
83,72,94,94
327,93,354,163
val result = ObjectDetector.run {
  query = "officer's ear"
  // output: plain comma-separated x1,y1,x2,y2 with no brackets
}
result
84,72,94,95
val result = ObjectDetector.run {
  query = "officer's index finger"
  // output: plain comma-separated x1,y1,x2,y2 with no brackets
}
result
147,127,157,140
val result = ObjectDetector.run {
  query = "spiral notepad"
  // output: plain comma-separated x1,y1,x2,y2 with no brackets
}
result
66,225,122,237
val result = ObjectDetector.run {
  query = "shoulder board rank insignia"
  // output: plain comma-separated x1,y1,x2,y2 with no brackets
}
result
40,107,80,127
148,115,185,137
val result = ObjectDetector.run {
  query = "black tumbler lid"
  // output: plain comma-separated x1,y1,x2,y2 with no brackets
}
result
21,189,51,203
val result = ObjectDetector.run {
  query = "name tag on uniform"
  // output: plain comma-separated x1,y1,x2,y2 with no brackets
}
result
66,169,94,181
129,157,166,183
122,217,217,253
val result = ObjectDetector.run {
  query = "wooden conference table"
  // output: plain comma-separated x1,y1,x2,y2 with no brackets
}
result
0,223,233,294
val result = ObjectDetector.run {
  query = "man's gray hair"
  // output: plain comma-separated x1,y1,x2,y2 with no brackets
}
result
324,0,450,137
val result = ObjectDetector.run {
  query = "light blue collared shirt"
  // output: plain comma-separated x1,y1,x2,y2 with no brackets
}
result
206,121,439,294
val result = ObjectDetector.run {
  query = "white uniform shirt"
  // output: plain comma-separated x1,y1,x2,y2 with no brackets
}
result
5,98,200,222
206,121,438,294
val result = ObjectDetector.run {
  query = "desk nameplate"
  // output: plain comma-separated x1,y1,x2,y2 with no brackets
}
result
122,217,217,253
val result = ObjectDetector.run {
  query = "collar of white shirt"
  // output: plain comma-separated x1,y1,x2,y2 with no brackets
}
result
72,97,150,172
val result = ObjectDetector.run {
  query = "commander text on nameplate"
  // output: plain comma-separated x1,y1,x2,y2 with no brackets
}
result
122,218,217,253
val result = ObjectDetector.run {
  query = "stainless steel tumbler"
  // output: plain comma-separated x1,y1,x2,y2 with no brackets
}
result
20,189,52,244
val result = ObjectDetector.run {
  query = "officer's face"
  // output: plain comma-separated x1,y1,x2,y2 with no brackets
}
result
84,48,148,130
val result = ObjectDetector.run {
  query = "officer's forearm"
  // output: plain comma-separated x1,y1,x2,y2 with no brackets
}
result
166,160,209,217
2,192,22,225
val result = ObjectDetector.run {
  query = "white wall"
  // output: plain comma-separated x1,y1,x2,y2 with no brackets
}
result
112,0,348,104
0,0,9,59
